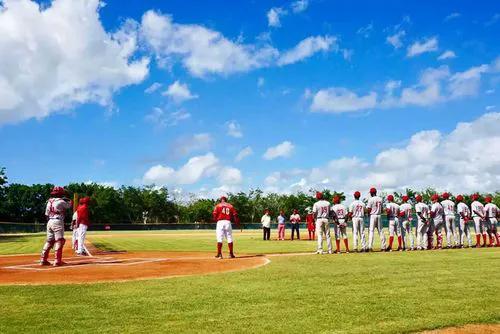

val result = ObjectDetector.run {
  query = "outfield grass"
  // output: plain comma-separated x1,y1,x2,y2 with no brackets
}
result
0,230,499,333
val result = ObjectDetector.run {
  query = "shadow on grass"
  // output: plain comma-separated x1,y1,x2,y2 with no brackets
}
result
0,235,34,243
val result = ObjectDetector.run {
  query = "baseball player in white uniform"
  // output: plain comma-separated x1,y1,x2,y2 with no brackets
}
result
385,195,401,251
430,194,444,249
331,196,349,254
40,186,72,266
441,192,458,248
470,194,486,247
456,195,472,248
399,195,414,251
484,196,499,247
313,192,332,254
415,195,430,250
349,191,366,252
367,188,386,251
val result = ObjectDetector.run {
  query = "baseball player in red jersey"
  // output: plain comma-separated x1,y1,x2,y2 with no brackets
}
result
306,209,315,240
40,186,72,266
213,196,239,259
76,197,91,256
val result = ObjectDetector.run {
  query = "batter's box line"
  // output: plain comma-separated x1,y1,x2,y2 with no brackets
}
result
3,257,167,271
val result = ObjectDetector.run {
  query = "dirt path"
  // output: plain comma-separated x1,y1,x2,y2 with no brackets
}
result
419,324,500,333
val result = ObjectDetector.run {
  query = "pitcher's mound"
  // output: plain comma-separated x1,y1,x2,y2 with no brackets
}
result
0,251,269,285
420,324,500,334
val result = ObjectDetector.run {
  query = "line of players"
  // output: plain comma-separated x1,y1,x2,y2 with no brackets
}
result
311,188,499,254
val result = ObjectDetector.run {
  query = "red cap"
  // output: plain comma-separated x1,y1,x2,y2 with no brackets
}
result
369,187,377,194
354,191,361,198
333,196,340,204
402,195,409,202
79,197,91,205
220,196,227,202
316,192,323,200
471,194,479,201
50,186,66,196
293,209,298,213
442,192,449,199
415,195,422,202
456,195,464,202
485,197,492,203
264,208,269,213
431,194,439,202
387,195,394,202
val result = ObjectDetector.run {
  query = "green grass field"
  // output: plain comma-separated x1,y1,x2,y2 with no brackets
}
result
0,230,499,334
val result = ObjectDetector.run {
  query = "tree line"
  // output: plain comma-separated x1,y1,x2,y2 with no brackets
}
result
0,168,498,224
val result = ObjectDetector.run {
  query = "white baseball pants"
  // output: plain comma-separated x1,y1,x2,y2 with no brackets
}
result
77,224,90,255
351,217,366,251
473,217,486,235
444,215,458,247
216,220,233,243
401,220,415,249
333,220,348,240
368,215,386,250
416,220,428,250
388,218,401,237
458,218,472,247
316,218,332,253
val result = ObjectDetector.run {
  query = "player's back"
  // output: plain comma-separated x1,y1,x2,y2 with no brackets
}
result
471,201,484,216
400,203,412,217
45,198,70,220
485,203,498,218
457,202,470,217
313,200,330,219
349,200,365,218
415,202,429,219
386,202,399,218
368,196,382,215
213,202,235,221
441,200,455,216
332,204,347,218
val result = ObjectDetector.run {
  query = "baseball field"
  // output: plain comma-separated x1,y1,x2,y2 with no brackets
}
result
0,230,499,334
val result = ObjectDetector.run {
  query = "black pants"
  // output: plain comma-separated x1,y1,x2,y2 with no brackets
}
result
263,227,271,240
291,224,300,240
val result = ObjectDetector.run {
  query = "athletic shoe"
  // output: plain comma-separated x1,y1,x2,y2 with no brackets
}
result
215,254,223,259
40,260,51,266
316,250,323,255
327,250,333,254
53,261,66,267
229,253,236,259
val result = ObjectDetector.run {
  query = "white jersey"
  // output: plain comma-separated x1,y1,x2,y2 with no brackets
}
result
457,202,470,219
313,200,331,219
415,202,430,221
72,211,78,222
349,200,366,218
431,202,444,222
45,198,71,221
367,196,383,215
484,203,498,219
471,201,485,218
331,204,347,219
441,200,455,216
385,202,400,219
290,213,301,223
399,203,412,220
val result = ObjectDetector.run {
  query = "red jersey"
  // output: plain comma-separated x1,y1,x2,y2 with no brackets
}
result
306,213,315,231
212,202,239,223
76,204,90,226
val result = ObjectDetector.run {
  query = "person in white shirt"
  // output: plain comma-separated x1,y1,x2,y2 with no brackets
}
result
441,192,458,248
71,210,79,251
312,192,332,254
331,196,349,254
470,194,486,247
415,195,430,250
456,195,472,248
385,195,401,251
348,191,366,252
430,194,444,249
484,196,499,247
290,209,301,240
367,187,386,251
399,195,414,251
261,209,271,241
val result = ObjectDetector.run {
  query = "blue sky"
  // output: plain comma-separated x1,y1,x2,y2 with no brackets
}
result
0,0,499,197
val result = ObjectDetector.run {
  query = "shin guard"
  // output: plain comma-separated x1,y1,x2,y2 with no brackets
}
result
54,238,66,265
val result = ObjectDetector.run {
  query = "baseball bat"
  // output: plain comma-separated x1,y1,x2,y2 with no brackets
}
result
73,193,79,212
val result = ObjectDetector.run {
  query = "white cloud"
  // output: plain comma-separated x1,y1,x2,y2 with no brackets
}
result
217,167,242,185
357,23,374,38
448,65,489,99
486,105,495,111
263,141,295,160
162,81,198,103
444,12,461,22
145,107,190,128
145,82,162,94
0,0,149,125
265,113,500,194
438,50,456,60
407,37,439,57
267,7,287,27
235,146,253,162
310,88,377,113
397,66,450,106
386,30,406,49
170,133,213,157
143,153,219,185
277,35,337,66
486,89,495,95
141,11,278,77
226,120,243,138
257,77,265,88
291,0,309,13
